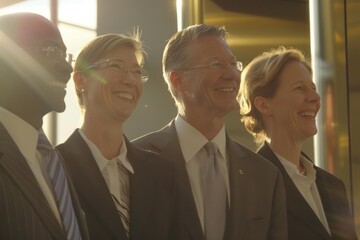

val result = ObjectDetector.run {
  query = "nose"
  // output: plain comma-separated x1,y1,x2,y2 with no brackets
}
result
222,64,241,82
61,59,73,75
119,70,137,85
308,88,320,102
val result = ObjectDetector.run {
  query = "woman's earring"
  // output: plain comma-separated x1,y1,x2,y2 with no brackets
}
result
76,88,86,93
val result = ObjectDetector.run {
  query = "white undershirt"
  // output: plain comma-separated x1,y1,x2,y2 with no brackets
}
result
0,106,62,225
175,115,230,232
275,152,331,234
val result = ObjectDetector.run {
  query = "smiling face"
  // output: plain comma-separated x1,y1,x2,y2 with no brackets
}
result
263,60,320,142
176,35,240,118
32,41,73,114
77,46,143,123
0,13,73,115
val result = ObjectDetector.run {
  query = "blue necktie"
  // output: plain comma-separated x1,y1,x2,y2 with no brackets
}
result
203,142,227,240
37,130,82,240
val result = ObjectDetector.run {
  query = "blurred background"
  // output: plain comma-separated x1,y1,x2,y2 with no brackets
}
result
0,0,358,235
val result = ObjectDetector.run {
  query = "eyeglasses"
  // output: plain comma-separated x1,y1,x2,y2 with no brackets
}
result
181,60,243,72
29,46,73,64
82,59,148,83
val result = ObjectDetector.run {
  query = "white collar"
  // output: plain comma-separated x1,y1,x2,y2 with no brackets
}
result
174,115,227,163
0,106,39,161
79,129,134,174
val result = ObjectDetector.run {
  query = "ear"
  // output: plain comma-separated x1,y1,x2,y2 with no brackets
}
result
169,71,186,92
73,71,86,93
254,96,272,116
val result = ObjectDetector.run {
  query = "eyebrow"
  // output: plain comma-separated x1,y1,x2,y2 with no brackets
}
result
110,59,141,67
206,56,238,62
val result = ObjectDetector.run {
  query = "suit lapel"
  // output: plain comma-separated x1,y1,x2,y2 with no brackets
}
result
127,140,151,240
60,130,127,239
225,137,252,239
0,124,66,239
257,143,332,239
315,168,339,238
151,122,203,240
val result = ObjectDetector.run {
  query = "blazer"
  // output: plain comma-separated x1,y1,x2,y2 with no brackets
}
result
0,123,90,240
56,129,178,240
257,143,358,240
132,120,288,240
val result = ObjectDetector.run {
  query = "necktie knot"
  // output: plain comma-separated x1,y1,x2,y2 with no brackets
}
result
37,129,53,152
204,142,218,157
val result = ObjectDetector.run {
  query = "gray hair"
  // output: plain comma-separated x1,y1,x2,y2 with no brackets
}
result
162,24,228,108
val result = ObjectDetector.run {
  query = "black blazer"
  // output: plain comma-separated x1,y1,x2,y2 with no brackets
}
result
132,120,288,240
257,143,358,240
0,123,90,240
56,129,178,240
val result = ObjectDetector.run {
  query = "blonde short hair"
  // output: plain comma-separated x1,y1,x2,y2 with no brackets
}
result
74,32,146,109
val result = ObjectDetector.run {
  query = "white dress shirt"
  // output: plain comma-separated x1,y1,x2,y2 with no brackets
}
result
174,115,230,232
275,152,331,234
0,106,62,224
79,130,133,227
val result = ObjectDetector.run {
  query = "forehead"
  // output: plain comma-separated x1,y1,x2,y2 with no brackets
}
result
105,46,140,64
186,35,234,61
278,60,313,86
0,13,65,50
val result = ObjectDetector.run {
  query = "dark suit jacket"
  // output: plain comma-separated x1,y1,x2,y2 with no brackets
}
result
56,129,178,240
0,123,90,240
132,120,287,240
257,143,358,240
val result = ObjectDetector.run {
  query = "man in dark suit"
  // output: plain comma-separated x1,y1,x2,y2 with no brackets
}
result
0,13,89,240
132,24,287,240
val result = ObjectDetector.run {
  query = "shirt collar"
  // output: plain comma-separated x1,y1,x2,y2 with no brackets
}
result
175,115,227,163
275,151,316,181
300,155,316,180
0,106,38,161
79,129,134,174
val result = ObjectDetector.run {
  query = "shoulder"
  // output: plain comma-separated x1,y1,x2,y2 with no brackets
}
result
131,121,175,148
56,129,83,153
315,166,346,188
127,139,173,169
229,138,279,172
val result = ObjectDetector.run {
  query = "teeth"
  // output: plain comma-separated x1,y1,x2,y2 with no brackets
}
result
300,111,316,117
216,88,235,92
115,92,133,100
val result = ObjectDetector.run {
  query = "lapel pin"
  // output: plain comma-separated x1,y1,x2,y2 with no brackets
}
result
239,169,244,175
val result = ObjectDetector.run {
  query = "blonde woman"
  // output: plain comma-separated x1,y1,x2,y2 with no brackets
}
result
238,46,357,240
57,34,178,240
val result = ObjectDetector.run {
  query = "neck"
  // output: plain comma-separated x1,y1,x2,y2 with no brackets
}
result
180,112,224,140
268,138,303,167
0,103,44,130
81,114,124,160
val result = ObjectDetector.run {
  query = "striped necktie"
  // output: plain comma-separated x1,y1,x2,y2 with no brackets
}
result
37,130,81,240
111,161,130,237
203,142,227,240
